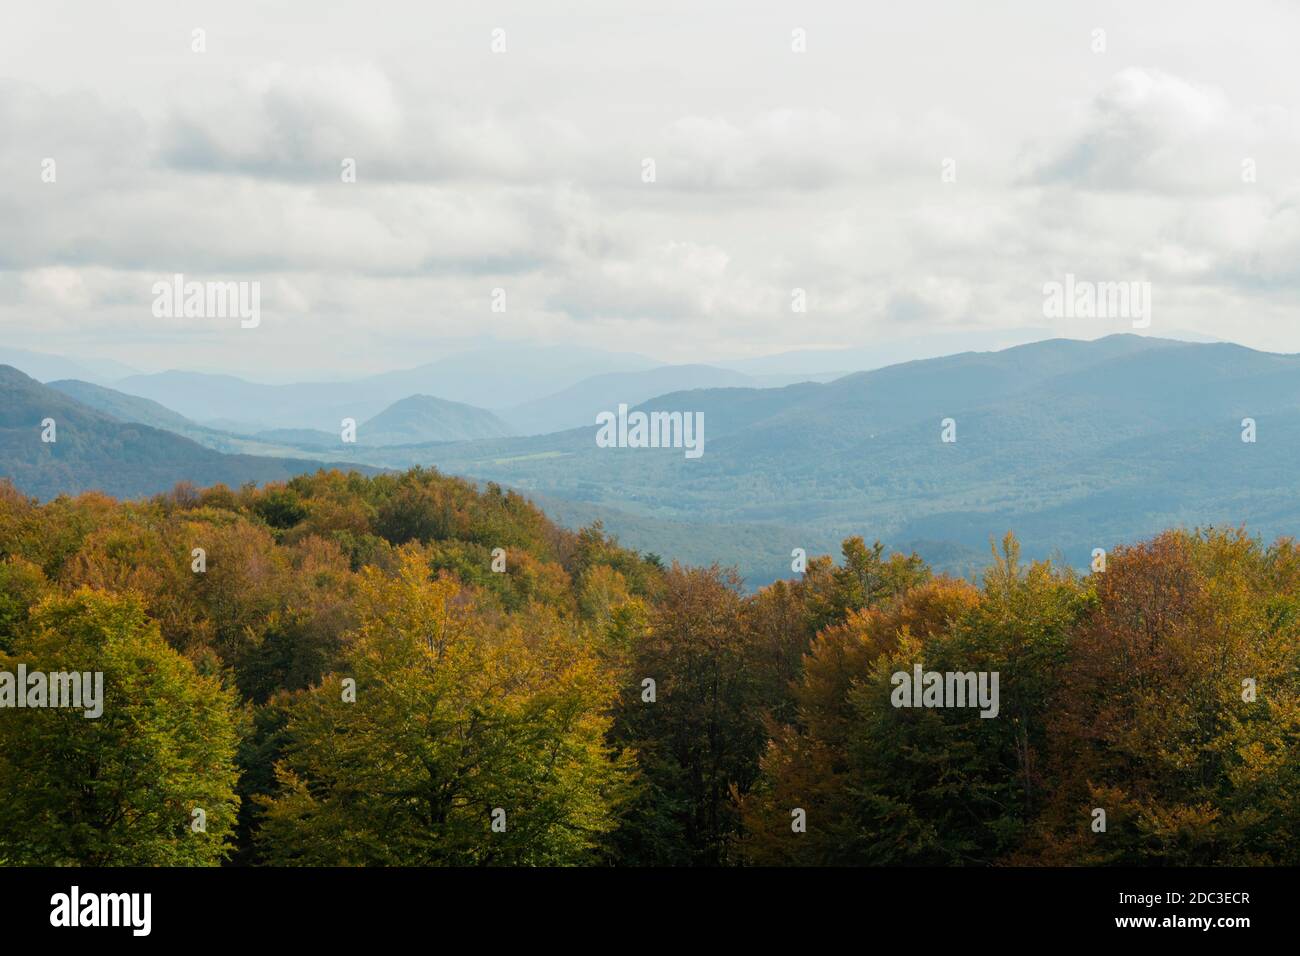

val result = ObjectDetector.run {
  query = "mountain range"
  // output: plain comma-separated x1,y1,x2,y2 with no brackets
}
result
502,364,837,435
376,335,1300,583
47,378,515,450
104,344,661,432
4,334,1292,586
0,347,140,384
105,357,828,436
14,329,1056,436
0,366,377,500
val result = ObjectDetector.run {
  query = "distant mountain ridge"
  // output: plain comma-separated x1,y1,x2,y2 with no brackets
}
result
0,366,377,500
360,394,515,445
7,335,1291,586
46,379,351,459
0,347,140,384
48,378,202,433
109,344,659,432
375,335,1300,583
503,364,835,435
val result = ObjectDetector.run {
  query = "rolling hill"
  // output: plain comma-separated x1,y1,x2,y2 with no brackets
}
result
359,395,515,445
45,379,358,459
13,336,1300,586
108,369,395,433
357,344,658,409
0,365,378,500
110,344,658,431
48,378,203,433
360,335,1300,583
0,347,139,384
502,364,832,435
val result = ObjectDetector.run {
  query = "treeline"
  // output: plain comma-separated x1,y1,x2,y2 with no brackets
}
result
1,467,1298,866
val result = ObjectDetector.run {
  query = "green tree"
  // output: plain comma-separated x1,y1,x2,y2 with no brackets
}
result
740,576,982,864
0,556,46,652
1039,529,1300,865
0,589,241,865
255,547,632,865
610,564,764,865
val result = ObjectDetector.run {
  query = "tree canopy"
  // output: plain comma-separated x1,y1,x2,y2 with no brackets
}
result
2,469,1297,866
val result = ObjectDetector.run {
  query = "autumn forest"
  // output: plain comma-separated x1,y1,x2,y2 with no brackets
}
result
1,466,1297,867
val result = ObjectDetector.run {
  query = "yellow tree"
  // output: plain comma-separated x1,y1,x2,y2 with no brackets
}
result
256,545,633,865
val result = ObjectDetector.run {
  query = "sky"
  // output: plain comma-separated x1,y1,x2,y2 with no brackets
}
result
2,0,1299,380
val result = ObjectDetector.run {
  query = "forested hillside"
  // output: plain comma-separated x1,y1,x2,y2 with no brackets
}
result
0,365,379,499
403,335,1300,582
1,467,1297,865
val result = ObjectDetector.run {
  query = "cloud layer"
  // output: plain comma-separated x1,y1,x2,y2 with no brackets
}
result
2,0,1299,377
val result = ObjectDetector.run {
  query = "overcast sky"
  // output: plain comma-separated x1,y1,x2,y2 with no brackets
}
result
2,0,1299,379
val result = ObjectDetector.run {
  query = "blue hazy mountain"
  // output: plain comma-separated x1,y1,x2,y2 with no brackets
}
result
0,347,140,384
503,364,835,435
11,336,1297,586
46,379,354,458
711,326,1056,376
370,335,1300,583
108,369,396,433
359,394,515,445
358,344,659,410
0,366,376,500
110,344,657,431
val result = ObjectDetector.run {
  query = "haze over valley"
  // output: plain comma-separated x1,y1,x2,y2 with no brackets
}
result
4,332,1293,586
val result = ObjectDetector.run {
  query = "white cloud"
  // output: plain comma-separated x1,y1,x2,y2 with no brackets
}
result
1025,68,1300,194
2,1,1300,376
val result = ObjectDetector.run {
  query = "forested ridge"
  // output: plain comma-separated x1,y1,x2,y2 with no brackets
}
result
1,466,1297,866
